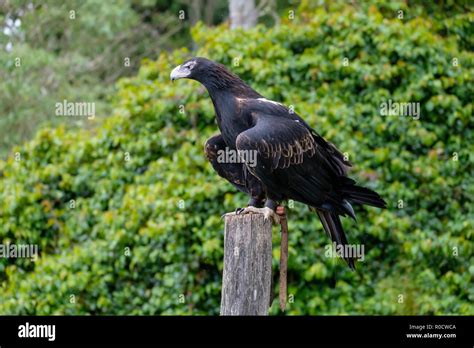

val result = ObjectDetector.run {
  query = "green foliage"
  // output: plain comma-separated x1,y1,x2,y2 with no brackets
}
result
0,3,473,315
0,0,190,157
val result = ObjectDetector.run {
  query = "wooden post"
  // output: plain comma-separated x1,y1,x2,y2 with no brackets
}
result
220,213,273,315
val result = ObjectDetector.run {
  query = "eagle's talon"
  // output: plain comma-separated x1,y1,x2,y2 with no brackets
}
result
221,207,251,219
263,207,280,225
241,206,280,225
221,206,279,224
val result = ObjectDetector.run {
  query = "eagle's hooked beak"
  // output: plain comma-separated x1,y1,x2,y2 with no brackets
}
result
170,65,189,82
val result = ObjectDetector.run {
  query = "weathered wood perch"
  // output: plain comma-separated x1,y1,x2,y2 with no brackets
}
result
220,213,273,315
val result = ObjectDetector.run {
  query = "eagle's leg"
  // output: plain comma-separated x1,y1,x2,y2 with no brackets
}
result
265,198,278,211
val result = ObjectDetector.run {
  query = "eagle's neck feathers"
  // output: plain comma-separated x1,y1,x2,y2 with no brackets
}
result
200,64,261,99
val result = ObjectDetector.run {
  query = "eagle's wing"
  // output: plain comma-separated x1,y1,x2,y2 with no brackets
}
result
235,112,349,181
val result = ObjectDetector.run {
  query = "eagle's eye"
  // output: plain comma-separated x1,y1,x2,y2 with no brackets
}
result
183,61,195,70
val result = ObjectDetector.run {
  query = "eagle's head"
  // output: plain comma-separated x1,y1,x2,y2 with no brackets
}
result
170,57,214,82
170,57,260,98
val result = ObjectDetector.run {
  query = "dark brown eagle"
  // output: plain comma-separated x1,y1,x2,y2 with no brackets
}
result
171,57,386,268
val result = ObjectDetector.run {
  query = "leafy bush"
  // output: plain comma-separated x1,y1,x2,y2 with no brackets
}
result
0,3,472,315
